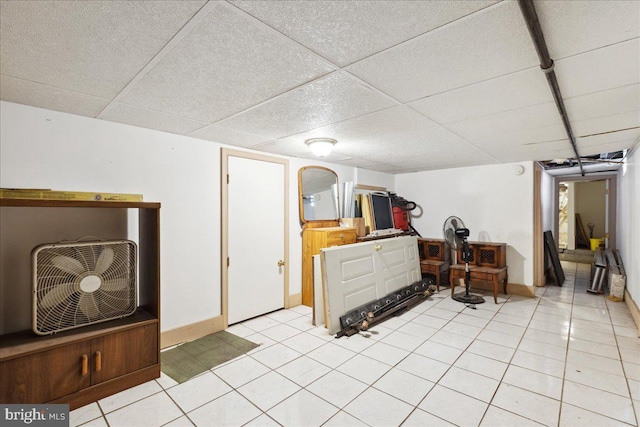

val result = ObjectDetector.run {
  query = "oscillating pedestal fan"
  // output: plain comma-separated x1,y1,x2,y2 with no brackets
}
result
443,216,485,306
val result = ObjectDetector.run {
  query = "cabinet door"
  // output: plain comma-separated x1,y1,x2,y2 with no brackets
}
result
91,324,158,384
0,342,91,404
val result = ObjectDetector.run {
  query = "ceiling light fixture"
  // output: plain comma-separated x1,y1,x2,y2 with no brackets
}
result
305,138,336,157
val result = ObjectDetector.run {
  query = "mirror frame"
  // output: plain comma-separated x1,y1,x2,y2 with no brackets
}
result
298,166,340,225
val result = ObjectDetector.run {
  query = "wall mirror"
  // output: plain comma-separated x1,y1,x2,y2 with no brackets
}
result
298,166,339,224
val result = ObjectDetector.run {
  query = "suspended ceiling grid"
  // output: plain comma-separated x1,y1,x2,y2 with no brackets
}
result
1,0,638,174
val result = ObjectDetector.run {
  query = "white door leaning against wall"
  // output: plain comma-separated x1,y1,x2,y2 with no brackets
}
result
227,155,285,324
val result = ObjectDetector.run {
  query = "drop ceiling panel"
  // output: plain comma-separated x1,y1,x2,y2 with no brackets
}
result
486,140,576,163
252,139,352,162
0,1,206,99
352,125,494,166
577,128,640,151
384,151,496,172
564,84,640,122
536,1,640,60
578,138,639,158
99,103,208,135
270,106,437,157
233,0,497,67
446,102,564,142
0,75,110,118
213,72,396,139
409,67,552,124
572,110,640,139
465,124,568,150
346,1,538,102
189,124,271,147
120,3,335,123
555,39,640,99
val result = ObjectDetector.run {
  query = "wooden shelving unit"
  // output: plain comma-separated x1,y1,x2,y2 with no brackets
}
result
0,199,161,410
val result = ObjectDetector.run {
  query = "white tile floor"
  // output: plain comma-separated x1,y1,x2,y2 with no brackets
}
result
71,261,640,427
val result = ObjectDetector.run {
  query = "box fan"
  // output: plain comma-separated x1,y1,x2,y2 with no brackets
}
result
32,239,137,335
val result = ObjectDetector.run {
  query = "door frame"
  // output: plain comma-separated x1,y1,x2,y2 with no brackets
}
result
552,173,617,251
221,148,290,328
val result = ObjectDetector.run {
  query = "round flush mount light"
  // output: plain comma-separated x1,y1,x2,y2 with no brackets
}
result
305,138,337,157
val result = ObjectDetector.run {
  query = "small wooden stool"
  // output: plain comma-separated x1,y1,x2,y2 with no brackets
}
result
449,265,508,304
420,259,450,292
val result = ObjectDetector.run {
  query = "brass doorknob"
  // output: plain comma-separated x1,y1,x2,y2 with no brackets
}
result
277,260,285,267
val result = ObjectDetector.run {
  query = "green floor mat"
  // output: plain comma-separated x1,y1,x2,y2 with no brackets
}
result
161,330,259,383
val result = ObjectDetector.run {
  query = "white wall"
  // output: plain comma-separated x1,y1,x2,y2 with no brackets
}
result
0,101,386,333
1,102,220,332
540,166,555,270
395,162,534,286
618,146,639,308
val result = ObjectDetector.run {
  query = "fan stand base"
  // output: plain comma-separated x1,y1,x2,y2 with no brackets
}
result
452,292,485,305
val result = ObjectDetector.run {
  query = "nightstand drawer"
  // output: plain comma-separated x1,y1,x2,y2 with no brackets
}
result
326,230,357,246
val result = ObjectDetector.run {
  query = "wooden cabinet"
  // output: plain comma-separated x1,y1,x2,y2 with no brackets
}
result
301,226,357,307
450,241,508,303
0,199,161,410
418,238,451,291
455,241,506,268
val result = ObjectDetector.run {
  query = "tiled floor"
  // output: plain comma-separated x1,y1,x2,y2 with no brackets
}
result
71,261,640,427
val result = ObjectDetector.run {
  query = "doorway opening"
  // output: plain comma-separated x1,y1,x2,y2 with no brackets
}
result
554,175,617,263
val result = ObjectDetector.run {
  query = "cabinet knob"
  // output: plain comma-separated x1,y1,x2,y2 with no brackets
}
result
81,354,88,376
375,245,382,251
340,234,345,242
277,260,285,267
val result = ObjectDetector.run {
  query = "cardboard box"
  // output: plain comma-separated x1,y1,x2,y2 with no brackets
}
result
342,218,365,237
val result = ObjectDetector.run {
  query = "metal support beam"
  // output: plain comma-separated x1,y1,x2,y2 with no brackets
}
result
518,0,585,176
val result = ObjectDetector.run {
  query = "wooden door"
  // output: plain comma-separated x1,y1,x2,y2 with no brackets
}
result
225,153,287,325
0,342,91,403
321,236,421,334
91,324,158,384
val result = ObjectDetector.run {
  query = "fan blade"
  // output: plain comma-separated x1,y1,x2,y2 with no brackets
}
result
445,228,457,248
78,293,100,320
40,282,76,308
95,248,114,274
101,278,129,292
52,255,85,276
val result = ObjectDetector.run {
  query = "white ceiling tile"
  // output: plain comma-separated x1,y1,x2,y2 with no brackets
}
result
577,128,640,151
270,106,437,156
384,151,496,172
233,0,498,67
486,140,576,163
213,72,396,139
447,102,564,142
465,124,568,149
555,39,640,99
0,75,110,117
580,139,639,158
252,139,352,162
346,1,538,102
409,67,552,124
120,3,334,123
331,158,394,171
564,84,640,122
0,1,206,98
189,124,271,148
99,103,208,135
537,1,640,59
572,110,640,139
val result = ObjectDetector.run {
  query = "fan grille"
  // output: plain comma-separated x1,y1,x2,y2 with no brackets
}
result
32,240,137,335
